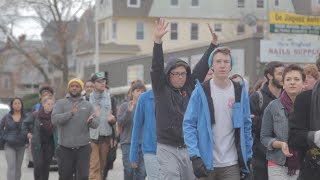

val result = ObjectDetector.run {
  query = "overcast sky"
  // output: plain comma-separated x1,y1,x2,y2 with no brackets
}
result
11,0,94,40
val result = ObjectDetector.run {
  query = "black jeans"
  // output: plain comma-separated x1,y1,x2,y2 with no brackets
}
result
32,141,55,180
56,144,91,180
252,157,267,180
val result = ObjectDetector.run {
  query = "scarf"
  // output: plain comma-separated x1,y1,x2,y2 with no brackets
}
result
93,91,104,106
279,91,299,175
38,107,54,135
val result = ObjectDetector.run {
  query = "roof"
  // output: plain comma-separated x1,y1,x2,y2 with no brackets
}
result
112,0,154,17
76,42,140,54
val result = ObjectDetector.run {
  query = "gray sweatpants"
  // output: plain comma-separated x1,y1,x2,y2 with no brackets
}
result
198,164,240,180
157,143,195,180
4,143,25,180
268,165,299,180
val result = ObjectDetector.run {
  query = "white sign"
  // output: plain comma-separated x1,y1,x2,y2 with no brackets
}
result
127,64,144,85
230,49,245,76
260,40,320,63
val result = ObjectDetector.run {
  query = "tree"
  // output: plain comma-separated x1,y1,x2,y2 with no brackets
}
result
0,0,91,95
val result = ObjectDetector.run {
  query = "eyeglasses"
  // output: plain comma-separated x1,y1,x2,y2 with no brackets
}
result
170,72,187,78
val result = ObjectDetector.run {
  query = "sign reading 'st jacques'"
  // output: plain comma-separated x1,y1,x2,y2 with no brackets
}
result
269,12,320,35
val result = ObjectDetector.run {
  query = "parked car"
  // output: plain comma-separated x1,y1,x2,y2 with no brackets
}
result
0,103,10,150
0,103,10,120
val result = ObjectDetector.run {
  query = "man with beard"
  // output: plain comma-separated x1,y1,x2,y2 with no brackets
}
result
89,72,116,180
250,61,285,180
52,78,100,180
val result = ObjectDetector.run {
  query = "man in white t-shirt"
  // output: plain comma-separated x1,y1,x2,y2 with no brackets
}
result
183,47,253,180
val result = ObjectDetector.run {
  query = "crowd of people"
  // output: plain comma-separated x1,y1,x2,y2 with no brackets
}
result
0,18,320,180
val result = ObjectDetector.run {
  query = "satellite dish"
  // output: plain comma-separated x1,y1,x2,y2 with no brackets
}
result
243,13,257,27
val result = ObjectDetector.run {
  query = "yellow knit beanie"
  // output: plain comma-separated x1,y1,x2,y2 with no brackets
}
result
67,78,84,90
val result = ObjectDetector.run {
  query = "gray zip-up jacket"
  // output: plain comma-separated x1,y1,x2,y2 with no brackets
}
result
260,99,288,165
52,94,99,148
89,91,112,139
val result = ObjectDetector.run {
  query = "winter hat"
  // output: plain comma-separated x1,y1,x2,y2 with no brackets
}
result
208,47,234,70
67,78,84,91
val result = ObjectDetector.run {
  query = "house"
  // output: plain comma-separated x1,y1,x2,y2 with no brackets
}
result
0,40,49,100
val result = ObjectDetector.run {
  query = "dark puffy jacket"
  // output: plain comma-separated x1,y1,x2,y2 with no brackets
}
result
150,42,216,147
0,113,28,147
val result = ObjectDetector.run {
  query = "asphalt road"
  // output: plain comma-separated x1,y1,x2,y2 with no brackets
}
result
0,147,124,180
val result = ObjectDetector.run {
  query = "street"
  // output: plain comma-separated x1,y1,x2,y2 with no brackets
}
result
0,147,124,180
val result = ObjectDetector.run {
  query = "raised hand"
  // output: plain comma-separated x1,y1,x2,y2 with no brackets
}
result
72,102,78,114
128,101,136,112
207,23,218,45
154,18,169,44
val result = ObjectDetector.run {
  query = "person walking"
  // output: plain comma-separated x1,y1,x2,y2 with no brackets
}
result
250,61,285,180
117,80,147,180
261,64,305,180
0,97,28,180
130,90,161,180
288,57,320,180
151,18,219,180
89,72,116,180
183,47,253,180
23,96,57,180
52,78,100,180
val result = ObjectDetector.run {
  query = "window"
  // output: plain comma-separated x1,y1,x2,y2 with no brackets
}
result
191,23,198,40
127,0,140,8
170,23,178,40
237,24,245,35
136,21,144,40
214,24,222,32
256,25,264,33
171,0,178,6
238,0,245,8
112,21,117,39
98,23,105,43
127,64,144,85
257,0,264,8
4,78,9,89
191,0,199,6
275,0,279,6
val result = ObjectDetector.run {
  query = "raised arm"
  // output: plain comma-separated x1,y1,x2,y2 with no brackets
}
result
151,19,169,92
192,23,218,82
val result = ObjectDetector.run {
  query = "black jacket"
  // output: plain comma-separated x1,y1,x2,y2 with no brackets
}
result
0,113,28,147
151,42,216,147
288,90,320,180
250,82,278,156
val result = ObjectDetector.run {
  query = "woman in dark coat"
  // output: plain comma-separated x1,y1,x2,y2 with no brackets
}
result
0,97,28,180
23,96,57,180
288,58,320,180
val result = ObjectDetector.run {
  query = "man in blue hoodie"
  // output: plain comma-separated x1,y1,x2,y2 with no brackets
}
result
129,90,160,180
151,19,218,180
183,47,253,180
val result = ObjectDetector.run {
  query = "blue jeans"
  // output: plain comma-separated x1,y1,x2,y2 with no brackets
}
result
121,143,146,180
143,153,161,180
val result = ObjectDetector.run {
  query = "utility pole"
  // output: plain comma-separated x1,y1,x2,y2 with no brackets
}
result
94,0,100,73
